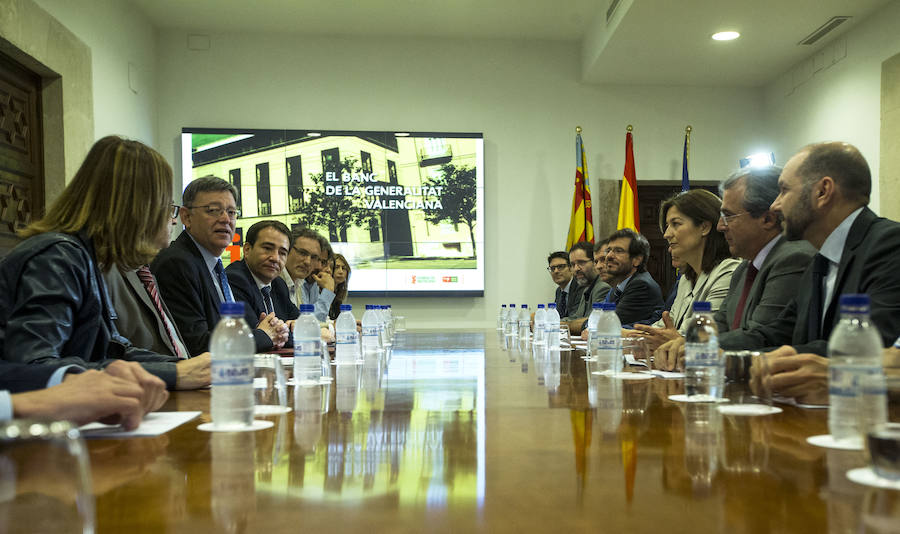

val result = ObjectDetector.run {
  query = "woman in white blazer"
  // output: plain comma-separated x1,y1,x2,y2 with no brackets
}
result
632,189,739,351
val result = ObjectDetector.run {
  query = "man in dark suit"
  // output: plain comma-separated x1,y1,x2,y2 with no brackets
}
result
653,165,816,370
598,229,664,326
226,220,300,329
548,251,579,318
745,142,900,405
151,176,289,356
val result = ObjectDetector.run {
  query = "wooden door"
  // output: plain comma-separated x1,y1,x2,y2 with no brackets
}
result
0,51,44,256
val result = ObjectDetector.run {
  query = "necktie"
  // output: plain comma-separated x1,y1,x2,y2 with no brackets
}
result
807,253,829,341
606,287,623,304
731,264,758,330
136,266,187,359
261,285,274,314
214,259,234,302
557,290,567,318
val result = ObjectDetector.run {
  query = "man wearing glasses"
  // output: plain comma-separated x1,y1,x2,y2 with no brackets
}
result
152,176,289,355
598,229,664,327
547,251,578,319
281,228,335,322
561,241,610,335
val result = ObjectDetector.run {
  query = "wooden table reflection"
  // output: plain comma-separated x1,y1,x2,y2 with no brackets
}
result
90,331,900,533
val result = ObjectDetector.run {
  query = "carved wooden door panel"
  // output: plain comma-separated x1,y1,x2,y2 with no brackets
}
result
0,52,43,256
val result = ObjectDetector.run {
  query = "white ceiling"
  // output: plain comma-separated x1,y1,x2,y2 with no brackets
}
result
128,0,893,87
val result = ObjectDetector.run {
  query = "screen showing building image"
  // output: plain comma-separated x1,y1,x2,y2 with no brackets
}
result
181,128,485,296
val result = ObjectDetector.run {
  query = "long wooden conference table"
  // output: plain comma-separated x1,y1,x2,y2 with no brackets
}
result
88,331,898,533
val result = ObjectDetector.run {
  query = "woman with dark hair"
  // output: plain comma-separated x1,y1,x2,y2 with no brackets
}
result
0,136,209,390
328,254,352,320
632,189,739,352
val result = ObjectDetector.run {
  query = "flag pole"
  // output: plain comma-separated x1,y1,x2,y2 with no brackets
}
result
685,125,692,171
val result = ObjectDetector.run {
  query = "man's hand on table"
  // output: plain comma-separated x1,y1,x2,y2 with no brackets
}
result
175,353,211,390
653,335,686,371
257,312,289,349
751,346,828,406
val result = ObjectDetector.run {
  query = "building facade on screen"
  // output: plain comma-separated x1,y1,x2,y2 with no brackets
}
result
185,130,483,283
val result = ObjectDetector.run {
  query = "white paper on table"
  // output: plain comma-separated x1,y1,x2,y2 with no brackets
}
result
78,411,201,438
646,370,685,379
570,340,588,347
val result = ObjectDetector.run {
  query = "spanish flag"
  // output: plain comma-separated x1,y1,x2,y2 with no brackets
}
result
566,128,594,249
617,127,639,232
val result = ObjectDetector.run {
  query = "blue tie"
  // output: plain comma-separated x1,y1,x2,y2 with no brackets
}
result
214,259,234,302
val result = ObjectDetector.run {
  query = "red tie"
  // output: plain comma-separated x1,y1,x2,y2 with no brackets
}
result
731,264,758,331
137,266,187,359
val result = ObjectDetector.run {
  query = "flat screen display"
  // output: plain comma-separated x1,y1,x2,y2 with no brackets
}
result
181,128,484,297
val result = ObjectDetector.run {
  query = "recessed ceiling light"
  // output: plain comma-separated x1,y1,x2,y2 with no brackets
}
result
307,132,321,137
395,132,410,137
712,31,740,41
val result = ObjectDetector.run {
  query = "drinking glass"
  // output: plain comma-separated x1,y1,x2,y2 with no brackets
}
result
866,374,900,480
623,336,650,369
393,315,407,332
719,352,781,415
0,420,95,534
254,354,290,415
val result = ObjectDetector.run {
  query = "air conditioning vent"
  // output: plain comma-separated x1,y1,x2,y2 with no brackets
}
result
799,16,851,45
606,0,623,23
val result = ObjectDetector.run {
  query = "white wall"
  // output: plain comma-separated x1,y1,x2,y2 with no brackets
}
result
156,31,765,328
763,1,900,215
32,0,158,146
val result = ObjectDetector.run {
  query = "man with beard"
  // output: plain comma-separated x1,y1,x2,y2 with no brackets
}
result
562,241,610,335
593,239,613,285
599,229,663,326
547,251,579,319
742,142,900,404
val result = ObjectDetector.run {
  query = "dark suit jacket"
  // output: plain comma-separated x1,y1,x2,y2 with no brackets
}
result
718,239,815,349
226,260,300,326
565,276,611,334
151,232,274,355
611,271,665,326
736,207,900,355
554,279,582,319
0,361,64,393
104,268,190,358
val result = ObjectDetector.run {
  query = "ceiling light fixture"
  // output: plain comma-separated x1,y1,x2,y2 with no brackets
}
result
712,31,740,41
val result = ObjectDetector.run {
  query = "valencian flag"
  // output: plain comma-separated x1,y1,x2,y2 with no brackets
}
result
566,127,594,249
682,126,692,192
616,126,639,232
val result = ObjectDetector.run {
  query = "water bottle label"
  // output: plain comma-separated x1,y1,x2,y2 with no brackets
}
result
362,326,379,338
685,343,719,366
293,340,321,358
336,332,357,345
212,358,253,386
829,364,882,397
595,335,620,351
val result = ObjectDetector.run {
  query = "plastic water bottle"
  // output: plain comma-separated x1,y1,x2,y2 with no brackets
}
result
516,304,530,350
594,302,622,375
361,304,381,354
505,304,518,341
544,303,561,349
335,304,358,365
585,302,603,360
684,301,722,400
533,304,547,346
210,301,255,427
828,294,886,442
385,305,395,341
293,304,323,385
378,305,392,348
497,304,508,331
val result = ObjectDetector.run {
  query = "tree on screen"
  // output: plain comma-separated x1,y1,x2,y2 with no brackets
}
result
296,156,369,242
423,163,477,257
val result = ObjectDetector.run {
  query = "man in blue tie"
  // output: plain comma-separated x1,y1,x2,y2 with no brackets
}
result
152,176,288,355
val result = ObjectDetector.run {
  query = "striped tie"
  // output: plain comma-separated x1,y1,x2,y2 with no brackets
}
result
261,285,274,314
136,266,187,359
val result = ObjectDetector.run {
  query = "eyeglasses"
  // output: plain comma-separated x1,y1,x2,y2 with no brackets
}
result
291,246,320,263
186,204,241,219
719,210,748,227
170,204,181,219
605,246,628,256
547,264,569,272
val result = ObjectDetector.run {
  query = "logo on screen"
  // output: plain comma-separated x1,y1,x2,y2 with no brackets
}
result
442,276,458,283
